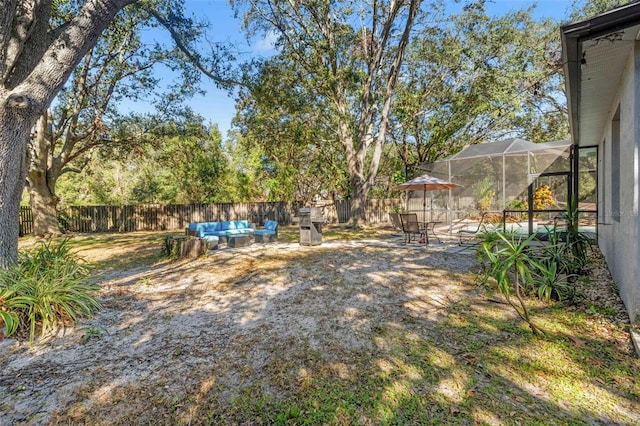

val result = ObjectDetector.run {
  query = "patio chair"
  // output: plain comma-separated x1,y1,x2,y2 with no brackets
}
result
456,211,492,244
400,213,425,245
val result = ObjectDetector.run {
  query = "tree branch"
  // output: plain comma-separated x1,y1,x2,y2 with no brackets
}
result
9,0,136,115
147,7,246,89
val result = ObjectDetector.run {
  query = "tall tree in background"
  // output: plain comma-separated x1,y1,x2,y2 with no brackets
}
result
25,0,240,237
391,2,568,170
0,0,236,266
158,122,228,204
233,0,422,226
234,57,348,203
26,8,172,237
57,114,229,205
21,2,242,236
570,0,630,18
0,0,137,266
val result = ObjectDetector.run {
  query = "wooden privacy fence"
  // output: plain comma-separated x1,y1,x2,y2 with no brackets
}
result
19,206,33,236
19,199,403,235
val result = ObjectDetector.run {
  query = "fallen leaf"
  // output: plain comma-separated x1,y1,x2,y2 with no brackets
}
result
566,334,586,346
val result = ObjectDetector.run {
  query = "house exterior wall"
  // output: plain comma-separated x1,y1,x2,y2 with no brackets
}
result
597,43,640,323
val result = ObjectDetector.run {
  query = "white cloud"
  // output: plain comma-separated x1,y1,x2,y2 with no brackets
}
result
252,30,279,52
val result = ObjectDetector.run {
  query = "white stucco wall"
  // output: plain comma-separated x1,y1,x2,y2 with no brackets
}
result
596,43,640,323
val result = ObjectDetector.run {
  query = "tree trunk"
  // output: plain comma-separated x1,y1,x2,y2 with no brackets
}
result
26,114,63,237
0,0,135,268
28,178,61,237
0,101,32,267
349,174,368,227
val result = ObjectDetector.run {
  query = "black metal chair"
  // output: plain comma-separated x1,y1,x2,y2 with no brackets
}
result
400,213,425,244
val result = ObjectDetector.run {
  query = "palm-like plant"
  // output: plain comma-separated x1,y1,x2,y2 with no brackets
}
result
562,197,591,272
482,232,544,335
530,258,575,302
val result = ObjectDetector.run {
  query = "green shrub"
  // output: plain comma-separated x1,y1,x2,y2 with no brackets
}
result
561,197,592,272
481,231,544,335
0,239,101,343
506,199,527,211
0,287,19,338
479,224,585,335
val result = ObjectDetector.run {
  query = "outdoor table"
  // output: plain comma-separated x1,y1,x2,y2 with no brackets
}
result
227,233,252,248
419,221,442,245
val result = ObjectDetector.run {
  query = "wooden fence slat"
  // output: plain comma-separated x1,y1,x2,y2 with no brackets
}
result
19,199,401,235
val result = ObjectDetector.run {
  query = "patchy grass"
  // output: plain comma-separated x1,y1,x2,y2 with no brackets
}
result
9,227,640,425
19,231,173,272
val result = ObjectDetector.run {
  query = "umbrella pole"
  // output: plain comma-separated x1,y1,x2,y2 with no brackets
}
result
423,190,426,222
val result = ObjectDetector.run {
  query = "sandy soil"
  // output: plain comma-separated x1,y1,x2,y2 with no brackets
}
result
1,236,479,424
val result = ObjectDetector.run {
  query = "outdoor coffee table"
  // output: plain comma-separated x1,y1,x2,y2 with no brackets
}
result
227,233,252,248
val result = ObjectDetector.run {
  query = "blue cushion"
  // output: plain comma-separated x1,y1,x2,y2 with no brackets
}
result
264,220,278,231
203,222,219,233
221,221,235,231
196,224,208,237
235,220,250,229
254,229,275,235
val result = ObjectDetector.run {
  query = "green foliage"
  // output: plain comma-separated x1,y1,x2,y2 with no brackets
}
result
506,199,527,211
481,231,543,335
56,114,231,205
530,257,574,302
391,1,568,171
31,0,238,214
0,287,19,338
561,197,592,271
158,124,228,203
570,0,630,20
480,201,594,333
233,0,422,219
233,56,349,202
474,176,496,211
80,326,104,343
0,240,101,343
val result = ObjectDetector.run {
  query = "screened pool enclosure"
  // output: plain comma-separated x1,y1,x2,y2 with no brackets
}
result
403,138,597,236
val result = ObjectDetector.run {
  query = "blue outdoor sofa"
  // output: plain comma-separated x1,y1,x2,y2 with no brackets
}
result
186,219,279,246
254,220,278,242
187,220,254,245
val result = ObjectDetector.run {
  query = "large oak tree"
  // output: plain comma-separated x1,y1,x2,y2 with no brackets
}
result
25,8,169,237
391,2,569,169
233,0,422,226
1,0,137,267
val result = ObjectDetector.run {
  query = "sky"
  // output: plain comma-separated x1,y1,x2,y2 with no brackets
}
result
125,0,577,137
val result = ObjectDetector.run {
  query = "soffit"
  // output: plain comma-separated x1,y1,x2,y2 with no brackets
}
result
577,25,639,147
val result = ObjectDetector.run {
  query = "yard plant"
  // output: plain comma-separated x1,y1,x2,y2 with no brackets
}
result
0,239,101,342
481,231,545,335
480,207,594,336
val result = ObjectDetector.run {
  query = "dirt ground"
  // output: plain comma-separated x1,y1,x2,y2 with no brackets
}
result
1,232,636,425
0,235,480,424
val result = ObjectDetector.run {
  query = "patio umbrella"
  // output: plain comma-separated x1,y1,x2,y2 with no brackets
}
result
396,174,462,221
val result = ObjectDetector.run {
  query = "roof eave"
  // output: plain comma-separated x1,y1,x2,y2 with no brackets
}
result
561,1,640,147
